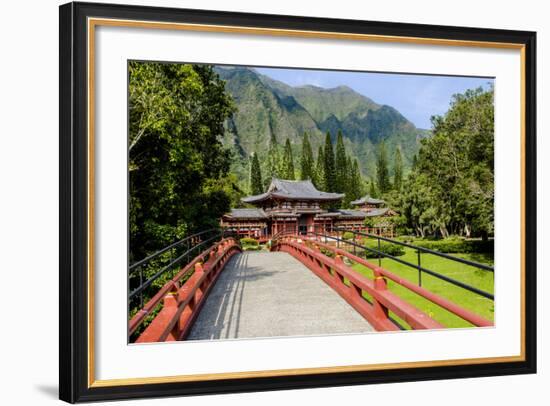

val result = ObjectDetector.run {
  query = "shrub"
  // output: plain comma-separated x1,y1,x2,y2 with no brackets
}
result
413,238,493,254
240,237,259,247
360,240,405,258
243,245,261,251
342,231,355,241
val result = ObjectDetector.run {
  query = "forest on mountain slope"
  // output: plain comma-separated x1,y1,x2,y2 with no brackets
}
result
215,66,430,186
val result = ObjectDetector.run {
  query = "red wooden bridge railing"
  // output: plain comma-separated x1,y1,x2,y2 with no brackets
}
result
130,238,241,343
272,235,493,330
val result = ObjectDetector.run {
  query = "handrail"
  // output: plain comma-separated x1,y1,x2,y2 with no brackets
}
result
297,236,493,327
129,233,221,301
129,228,219,272
272,228,494,301
128,228,239,330
128,237,236,336
134,239,241,342
322,231,493,300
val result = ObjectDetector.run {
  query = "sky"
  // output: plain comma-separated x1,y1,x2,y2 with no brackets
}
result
255,67,493,129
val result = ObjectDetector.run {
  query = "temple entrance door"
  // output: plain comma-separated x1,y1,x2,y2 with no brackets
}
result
298,215,309,235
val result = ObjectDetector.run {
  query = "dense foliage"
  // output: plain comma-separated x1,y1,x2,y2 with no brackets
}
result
393,86,494,239
129,62,235,261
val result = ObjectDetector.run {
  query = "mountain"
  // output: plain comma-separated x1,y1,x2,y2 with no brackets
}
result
215,66,429,184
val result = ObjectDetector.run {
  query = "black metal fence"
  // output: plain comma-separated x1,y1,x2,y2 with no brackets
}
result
275,225,494,301
128,228,235,317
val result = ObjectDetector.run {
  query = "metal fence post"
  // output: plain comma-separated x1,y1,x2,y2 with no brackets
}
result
377,237,381,267
139,266,144,309
417,249,422,286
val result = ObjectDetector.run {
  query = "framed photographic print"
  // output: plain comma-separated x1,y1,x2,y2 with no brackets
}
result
59,1,537,403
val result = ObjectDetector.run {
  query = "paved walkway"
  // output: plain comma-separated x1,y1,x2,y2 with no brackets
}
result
187,251,373,340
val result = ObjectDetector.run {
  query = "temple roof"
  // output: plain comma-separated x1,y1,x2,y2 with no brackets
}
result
242,178,344,204
338,209,369,218
315,208,392,219
363,207,392,217
350,195,385,206
223,208,267,220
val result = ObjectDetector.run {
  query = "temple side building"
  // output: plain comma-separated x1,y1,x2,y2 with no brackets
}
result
221,178,396,238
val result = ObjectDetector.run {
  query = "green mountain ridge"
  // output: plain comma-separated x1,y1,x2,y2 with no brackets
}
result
215,66,429,185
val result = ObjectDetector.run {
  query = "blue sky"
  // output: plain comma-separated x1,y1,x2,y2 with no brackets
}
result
256,67,493,129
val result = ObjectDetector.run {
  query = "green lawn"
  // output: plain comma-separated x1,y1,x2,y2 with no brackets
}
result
349,247,494,329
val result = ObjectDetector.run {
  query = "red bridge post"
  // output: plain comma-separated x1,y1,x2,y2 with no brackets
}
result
372,269,389,321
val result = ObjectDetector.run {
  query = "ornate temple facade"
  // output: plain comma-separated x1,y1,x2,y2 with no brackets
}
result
221,178,396,238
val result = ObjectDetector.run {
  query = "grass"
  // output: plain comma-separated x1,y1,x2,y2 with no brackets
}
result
349,246,494,329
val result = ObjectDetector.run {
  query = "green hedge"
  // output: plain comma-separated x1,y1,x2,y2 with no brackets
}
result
240,237,262,251
342,231,355,241
359,240,405,258
413,238,493,254
240,237,259,247
243,245,262,251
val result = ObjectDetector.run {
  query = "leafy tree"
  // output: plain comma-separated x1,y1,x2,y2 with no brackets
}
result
249,152,263,195
398,86,494,239
376,140,391,194
281,138,295,180
323,132,336,192
129,62,234,261
393,147,403,191
300,132,315,181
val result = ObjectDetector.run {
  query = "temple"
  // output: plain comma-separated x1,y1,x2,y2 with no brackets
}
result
350,195,386,212
221,178,396,238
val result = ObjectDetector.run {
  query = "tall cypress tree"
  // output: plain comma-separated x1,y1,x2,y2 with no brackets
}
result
281,138,295,180
335,130,348,193
323,132,336,192
369,178,377,198
249,152,263,195
348,159,363,204
315,146,325,189
393,147,403,191
342,155,354,206
376,140,391,194
266,133,280,185
300,132,315,181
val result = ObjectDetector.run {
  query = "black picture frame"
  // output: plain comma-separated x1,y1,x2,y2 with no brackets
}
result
59,1,537,403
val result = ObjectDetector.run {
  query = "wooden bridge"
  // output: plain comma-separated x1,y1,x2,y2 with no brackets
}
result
128,229,493,343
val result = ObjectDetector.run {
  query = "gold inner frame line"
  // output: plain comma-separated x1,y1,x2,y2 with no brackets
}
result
87,17,527,388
